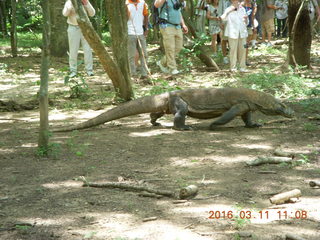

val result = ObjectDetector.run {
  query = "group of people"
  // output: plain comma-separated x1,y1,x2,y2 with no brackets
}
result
62,0,320,77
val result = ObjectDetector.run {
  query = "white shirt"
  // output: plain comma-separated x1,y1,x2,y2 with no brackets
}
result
62,0,95,26
127,0,148,35
221,5,248,39
275,0,288,19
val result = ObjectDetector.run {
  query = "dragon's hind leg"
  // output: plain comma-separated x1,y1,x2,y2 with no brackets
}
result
241,112,262,128
150,112,165,126
209,103,249,130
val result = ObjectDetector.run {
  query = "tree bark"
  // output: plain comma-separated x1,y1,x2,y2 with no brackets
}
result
0,0,8,37
49,0,68,57
38,0,51,152
106,0,132,93
288,0,311,67
182,11,220,71
71,0,133,100
10,0,17,57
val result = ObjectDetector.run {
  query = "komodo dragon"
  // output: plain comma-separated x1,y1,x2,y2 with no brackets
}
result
54,88,294,132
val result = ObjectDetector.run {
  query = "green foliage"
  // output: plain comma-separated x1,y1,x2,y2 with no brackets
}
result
64,74,91,100
148,78,182,95
239,70,317,98
37,142,62,158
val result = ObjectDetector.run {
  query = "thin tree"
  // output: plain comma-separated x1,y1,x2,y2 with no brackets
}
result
71,0,133,100
288,0,311,67
106,0,132,92
10,0,17,57
38,0,51,152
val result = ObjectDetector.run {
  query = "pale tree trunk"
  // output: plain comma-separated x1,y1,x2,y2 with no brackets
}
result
288,0,311,67
106,0,132,91
38,0,51,152
10,0,17,57
49,0,68,57
71,0,133,100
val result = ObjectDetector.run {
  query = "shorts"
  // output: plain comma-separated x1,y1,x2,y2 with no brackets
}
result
247,27,253,35
209,24,221,35
262,18,275,34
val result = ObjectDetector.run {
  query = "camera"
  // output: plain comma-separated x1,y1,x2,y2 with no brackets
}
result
173,0,182,10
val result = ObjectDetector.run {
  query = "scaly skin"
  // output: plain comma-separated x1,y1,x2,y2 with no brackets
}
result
54,88,294,132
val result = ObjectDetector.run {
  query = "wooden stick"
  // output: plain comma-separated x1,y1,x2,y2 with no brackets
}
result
142,217,157,222
309,180,320,187
274,149,294,158
246,156,293,166
80,177,175,198
269,189,301,204
179,185,198,199
285,233,306,240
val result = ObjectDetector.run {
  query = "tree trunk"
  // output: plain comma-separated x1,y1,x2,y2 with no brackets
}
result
106,0,132,92
49,0,68,57
10,0,17,57
38,0,51,152
288,0,311,67
0,0,8,37
71,0,133,100
182,11,220,71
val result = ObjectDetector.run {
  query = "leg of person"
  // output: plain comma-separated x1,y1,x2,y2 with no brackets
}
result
137,35,148,77
266,18,275,44
67,25,81,76
238,37,247,71
261,21,267,43
276,18,281,37
160,27,176,72
211,33,217,53
282,18,288,37
128,35,138,77
228,37,238,71
172,27,183,74
81,31,93,76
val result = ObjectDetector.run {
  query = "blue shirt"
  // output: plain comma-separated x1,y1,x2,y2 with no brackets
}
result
158,0,182,29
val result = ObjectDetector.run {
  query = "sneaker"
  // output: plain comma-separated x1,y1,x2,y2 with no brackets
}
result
69,72,77,78
246,61,251,66
239,68,249,73
171,69,180,75
157,60,169,74
223,57,229,64
87,71,94,76
230,68,237,73
266,42,273,47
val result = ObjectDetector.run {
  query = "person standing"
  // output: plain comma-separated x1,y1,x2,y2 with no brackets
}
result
242,0,257,65
195,0,208,35
260,0,281,46
62,0,95,77
275,0,288,38
218,0,231,64
207,0,221,55
154,0,188,75
221,0,248,72
126,0,149,79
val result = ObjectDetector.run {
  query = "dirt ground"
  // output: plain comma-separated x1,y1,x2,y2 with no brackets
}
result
0,39,320,240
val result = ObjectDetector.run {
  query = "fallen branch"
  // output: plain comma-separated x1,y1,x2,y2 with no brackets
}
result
285,233,306,240
274,149,295,158
142,217,157,222
269,189,301,204
264,118,296,125
246,156,293,166
80,176,175,198
309,180,320,188
179,185,198,199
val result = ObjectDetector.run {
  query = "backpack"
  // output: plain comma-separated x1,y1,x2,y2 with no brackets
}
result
152,1,167,27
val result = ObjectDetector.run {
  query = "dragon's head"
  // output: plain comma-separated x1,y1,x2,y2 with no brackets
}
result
260,100,295,118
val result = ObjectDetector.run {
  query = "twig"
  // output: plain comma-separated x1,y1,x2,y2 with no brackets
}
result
79,176,175,198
